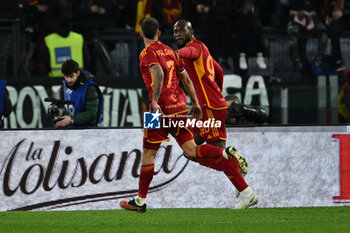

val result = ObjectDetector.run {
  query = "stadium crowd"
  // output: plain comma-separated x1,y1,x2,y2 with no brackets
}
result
0,0,349,78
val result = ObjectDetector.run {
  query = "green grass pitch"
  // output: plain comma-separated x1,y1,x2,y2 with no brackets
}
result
0,207,349,233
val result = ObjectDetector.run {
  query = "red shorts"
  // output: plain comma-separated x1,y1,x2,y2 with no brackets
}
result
191,108,227,142
143,115,194,150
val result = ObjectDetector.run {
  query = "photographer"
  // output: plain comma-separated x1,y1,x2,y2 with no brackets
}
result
0,79,13,128
225,95,268,125
56,59,103,128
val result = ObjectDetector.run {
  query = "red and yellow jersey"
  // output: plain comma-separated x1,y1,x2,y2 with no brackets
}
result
139,41,188,115
178,38,227,110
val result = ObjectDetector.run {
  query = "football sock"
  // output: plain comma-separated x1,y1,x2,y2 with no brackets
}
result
196,144,224,159
137,164,154,199
218,157,248,192
195,145,248,191
135,196,146,206
240,186,254,197
193,158,222,171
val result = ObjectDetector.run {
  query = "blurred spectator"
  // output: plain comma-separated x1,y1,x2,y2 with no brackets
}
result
235,0,267,71
87,0,127,30
257,0,285,28
22,0,69,75
0,79,13,128
22,0,61,38
42,15,90,77
135,0,152,33
192,0,234,71
287,0,328,72
0,0,19,77
160,0,183,34
134,0,185,34
324,0,350,72
64,0,100,75
124,0,138,30
70,0,127,75
280,0,291,28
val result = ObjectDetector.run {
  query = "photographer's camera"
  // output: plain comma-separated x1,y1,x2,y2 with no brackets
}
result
44,98,74,123
225,95,268,125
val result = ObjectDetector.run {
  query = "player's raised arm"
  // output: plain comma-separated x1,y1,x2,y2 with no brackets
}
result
179,70,202,120
177,45,201,60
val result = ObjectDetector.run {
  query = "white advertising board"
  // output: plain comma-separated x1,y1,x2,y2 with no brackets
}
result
0,127,349,211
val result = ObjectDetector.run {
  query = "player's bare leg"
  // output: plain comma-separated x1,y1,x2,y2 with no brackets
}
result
208,138,225,148
193,134,205,146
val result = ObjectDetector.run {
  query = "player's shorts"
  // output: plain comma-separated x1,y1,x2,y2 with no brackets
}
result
143,115,193,150
191,108,227,143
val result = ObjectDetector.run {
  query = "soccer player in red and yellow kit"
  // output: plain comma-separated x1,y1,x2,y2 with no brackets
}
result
174,19,227,145
173,19,255,204
119,17,258,213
